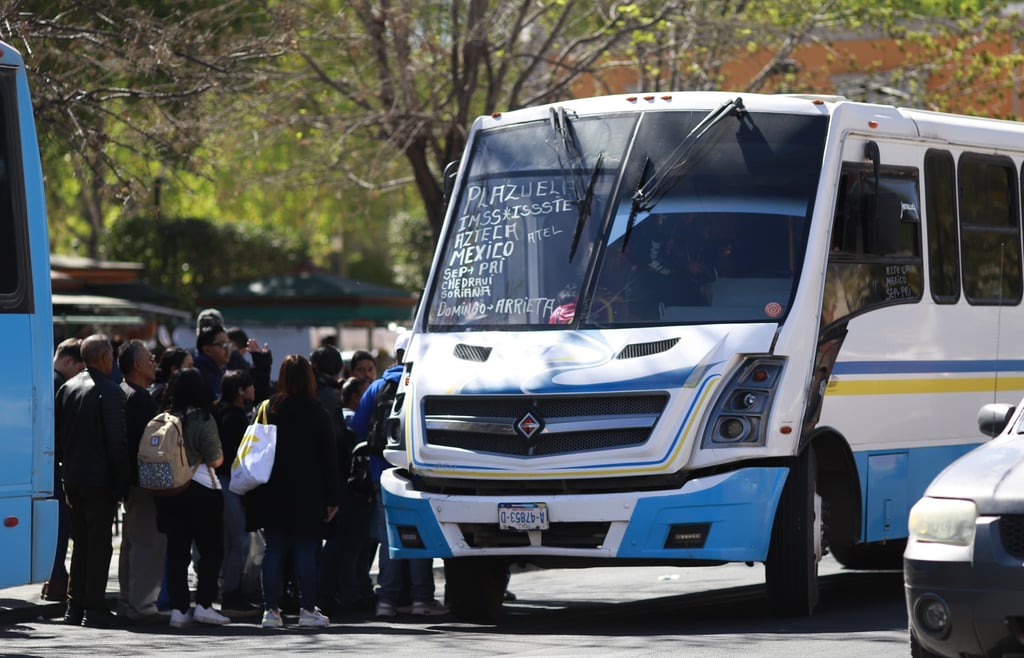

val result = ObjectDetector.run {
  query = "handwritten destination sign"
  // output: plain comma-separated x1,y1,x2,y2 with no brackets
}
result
434,177,577,322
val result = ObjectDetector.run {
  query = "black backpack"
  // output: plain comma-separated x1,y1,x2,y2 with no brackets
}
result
366,377,399,456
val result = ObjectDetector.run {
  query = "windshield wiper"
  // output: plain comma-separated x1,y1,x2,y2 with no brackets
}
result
569,153,603,262
621,155,651,253
550,106,604,263
626,96,746,232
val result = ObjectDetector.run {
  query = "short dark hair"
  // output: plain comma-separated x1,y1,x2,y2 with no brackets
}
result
156,347,191,383
350,350,374,371
117,339,150,376
196,324,226,351
310,345,344,377
341,376,371,406
54,337,82,363
220,369,253,402
227,327,249,349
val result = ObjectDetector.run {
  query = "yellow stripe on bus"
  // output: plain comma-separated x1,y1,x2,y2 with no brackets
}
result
827,376,1024,396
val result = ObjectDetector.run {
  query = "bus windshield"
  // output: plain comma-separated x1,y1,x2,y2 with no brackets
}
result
426,108,829,330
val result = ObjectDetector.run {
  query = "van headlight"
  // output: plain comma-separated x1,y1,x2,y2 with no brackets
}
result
908,497,977,546
701,357,783,448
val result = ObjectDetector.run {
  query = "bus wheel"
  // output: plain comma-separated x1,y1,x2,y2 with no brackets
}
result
443,557,507,623
831,538,906,570
765,444,821,616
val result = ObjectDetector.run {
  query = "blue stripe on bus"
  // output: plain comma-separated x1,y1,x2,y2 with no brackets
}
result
834,360,1024,375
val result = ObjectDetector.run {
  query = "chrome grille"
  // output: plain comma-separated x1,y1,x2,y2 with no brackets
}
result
423,394,667,457
1000,515,1024,558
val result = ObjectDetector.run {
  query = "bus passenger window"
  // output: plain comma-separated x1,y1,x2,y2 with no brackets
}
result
0,86,22,301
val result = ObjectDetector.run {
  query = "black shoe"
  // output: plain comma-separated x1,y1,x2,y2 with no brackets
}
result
82,607,121,629
63,603,84,625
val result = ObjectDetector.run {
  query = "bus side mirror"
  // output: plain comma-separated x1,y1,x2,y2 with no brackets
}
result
978,403,1015,437
442,160,460,212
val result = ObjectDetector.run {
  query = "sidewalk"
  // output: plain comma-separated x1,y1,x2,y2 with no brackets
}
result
0,542,122,625
0,532,419,626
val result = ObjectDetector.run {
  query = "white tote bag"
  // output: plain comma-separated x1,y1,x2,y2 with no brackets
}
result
229,400,277,495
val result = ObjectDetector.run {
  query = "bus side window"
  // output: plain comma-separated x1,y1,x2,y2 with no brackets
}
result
0,78,22,304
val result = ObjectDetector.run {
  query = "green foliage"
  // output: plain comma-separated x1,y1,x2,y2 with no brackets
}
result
388,210,435,292
103,215,308,309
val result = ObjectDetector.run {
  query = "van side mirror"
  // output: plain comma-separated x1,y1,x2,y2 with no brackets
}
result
978,403,1015,437
442,160,460,211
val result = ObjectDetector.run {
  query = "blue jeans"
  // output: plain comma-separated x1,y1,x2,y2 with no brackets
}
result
218,474,250,594
375,485,435,606
261,529,319,611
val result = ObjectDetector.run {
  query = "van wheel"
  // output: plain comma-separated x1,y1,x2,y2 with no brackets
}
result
765,444,820,616
443,557,507,623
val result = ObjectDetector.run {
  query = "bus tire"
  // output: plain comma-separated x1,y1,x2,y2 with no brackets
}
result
443,557,506,623
765,444,820,616
830,538,906,570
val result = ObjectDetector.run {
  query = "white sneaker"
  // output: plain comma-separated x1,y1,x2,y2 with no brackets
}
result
261,608,283,628
410,599,449,616
375,601,396,617
169,608,194,628
194,604,231,626
298,607,329,628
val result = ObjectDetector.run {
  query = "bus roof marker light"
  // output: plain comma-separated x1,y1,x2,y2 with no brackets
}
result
662,95,672,101
492,112,502,119
813,99,824,105
644,95,655,101
3,516,17,528
868,120,879,128
626,96,638,103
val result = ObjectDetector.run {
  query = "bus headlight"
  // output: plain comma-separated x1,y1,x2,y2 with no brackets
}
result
908,497,977,546
702,357,783,448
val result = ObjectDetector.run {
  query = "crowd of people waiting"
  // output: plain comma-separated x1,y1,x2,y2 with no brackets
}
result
48,308,447,629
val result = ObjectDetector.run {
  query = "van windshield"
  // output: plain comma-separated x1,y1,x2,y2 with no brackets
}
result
425,109,828,330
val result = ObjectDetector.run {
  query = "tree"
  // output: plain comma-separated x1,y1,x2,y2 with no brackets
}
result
268,0,690,241
1,0,288,256
103,215,307,307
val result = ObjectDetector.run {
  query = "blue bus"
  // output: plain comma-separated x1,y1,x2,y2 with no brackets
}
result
380,92,1024,620
0,39,57,589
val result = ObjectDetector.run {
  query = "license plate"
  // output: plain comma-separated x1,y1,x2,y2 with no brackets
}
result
498,502,549,531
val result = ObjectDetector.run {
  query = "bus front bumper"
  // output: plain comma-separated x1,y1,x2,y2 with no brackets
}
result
379,466,789,563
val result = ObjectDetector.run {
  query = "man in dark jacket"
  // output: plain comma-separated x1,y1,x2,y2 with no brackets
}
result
115,340,165,624
54,334,132,628
194,323,231,402
42,338,84,603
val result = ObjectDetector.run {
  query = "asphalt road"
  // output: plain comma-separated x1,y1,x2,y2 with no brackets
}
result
0,556,910,656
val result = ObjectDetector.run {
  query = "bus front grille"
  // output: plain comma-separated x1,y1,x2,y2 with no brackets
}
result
422,393,667,457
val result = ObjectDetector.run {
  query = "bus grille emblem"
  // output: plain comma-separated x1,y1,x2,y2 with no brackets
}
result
515,411,543,441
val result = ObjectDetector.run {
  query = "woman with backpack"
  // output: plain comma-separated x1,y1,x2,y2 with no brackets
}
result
153,367,231,629
244,354,340,629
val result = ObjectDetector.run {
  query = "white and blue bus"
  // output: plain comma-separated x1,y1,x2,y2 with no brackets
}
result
0,39,57,589
379,91,1024,620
